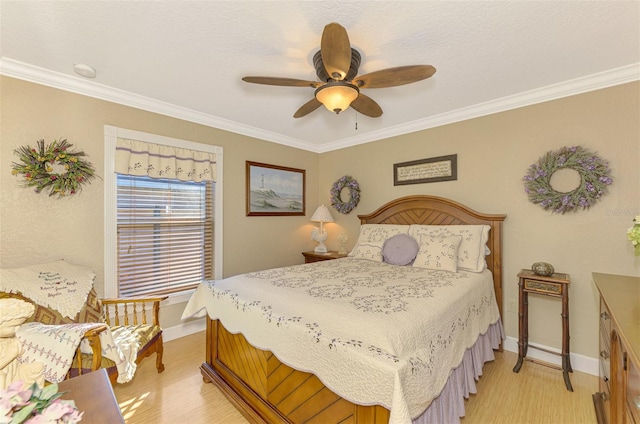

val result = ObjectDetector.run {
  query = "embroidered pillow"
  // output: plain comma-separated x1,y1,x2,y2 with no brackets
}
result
412,235,462,272
409,225,490,272
382,234,419,265
349,224,410,257
350,241,384,262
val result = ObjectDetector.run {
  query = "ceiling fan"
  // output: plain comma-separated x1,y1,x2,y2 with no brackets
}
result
242,22,436,118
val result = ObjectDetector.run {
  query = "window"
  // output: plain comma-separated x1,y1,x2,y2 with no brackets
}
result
116,175,214,297
104,126,223,302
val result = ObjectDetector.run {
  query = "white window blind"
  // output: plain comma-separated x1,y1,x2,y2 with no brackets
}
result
116,175,214,297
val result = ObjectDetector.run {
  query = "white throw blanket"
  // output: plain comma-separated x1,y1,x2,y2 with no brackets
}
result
17,323,138,384
182,258,501,424
1,260,95,319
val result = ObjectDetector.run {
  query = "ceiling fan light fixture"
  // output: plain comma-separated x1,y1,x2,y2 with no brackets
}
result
314,81,359,114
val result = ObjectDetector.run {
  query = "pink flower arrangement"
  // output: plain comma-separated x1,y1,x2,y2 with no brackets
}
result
0,381,83,424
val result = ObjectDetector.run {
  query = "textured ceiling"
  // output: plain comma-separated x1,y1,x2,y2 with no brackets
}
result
1,1,639,152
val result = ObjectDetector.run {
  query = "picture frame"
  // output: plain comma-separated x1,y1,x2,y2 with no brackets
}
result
246,161,305,216
393,154,458,186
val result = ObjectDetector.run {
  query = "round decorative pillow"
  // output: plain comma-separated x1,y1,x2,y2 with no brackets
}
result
382,234,419,266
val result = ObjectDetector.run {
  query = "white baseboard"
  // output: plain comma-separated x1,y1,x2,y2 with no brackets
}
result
162,318,206,342
503,336,599,377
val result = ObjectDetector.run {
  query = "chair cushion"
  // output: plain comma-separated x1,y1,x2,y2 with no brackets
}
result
68,354,118,382
77,354,117,369
111,324,162,349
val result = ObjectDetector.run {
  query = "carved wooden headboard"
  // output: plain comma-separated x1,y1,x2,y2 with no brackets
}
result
358,195,507,318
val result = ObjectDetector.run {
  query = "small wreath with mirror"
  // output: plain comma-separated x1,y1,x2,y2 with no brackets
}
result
523,145,612,214
11,139,96,198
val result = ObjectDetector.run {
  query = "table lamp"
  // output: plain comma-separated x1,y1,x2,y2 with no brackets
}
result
310,205,334,253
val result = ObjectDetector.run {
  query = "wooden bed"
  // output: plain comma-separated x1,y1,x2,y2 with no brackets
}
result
200,195,506,423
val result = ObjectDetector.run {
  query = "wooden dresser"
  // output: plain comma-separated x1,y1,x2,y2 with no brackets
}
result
592,273,640,424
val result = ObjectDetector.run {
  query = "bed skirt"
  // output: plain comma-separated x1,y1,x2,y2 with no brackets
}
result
414,320,504,424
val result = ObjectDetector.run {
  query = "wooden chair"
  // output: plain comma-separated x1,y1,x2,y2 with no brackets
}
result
102,297,167,375
68,295,168,385
1,288,167,385
0,288,107,379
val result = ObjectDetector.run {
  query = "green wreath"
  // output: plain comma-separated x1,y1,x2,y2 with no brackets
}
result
523,145,613,214
11,139,96,198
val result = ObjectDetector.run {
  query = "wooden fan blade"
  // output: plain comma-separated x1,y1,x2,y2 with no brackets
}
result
293,98,323,118
321,23,352,80
350,93,383,118
352,65,436,89
242,76,321,88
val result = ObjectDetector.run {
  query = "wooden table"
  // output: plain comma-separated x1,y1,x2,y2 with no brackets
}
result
512,269,573,391
58,369,124,423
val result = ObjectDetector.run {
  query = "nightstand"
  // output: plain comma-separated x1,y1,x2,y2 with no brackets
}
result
513,269,573,391
302,251,347,263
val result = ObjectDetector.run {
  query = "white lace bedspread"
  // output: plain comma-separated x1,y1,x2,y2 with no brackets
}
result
182,258,501,424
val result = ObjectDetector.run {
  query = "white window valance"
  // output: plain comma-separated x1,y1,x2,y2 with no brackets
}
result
115,138,217,182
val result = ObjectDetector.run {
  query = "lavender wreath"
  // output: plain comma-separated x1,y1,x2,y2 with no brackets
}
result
330,175,360,214
523,145,613,214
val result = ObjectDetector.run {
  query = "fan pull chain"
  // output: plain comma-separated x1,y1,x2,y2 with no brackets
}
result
355,111,358,130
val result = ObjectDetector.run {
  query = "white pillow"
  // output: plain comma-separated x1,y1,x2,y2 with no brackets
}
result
413,235,462,272
349,224,410,257
350,241,384,262
409,225,490,272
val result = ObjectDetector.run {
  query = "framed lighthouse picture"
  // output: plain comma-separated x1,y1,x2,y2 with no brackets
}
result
246,161,306,216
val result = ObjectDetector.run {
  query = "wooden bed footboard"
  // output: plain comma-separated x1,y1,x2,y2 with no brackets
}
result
201,318,390,424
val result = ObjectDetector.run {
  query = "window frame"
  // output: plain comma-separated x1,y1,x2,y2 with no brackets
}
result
104,125,223,304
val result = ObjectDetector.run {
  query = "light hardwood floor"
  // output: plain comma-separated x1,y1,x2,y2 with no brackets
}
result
113,332,598,423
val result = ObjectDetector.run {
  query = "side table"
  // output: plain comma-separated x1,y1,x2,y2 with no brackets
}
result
58,369,125,423
302,251,346,263
512,269,573,391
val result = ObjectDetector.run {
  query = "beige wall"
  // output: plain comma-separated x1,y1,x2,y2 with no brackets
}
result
1,76,638,359
319,82,640,359
0,76,320,328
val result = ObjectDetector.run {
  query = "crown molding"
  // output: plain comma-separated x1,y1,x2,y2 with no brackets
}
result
2,58,638,154
0,58,311,151
317,63,640,152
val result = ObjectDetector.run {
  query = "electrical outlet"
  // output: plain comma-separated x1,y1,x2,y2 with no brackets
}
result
507,299,517,313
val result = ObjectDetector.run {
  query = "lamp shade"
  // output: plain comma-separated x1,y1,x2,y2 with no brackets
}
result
311,205,334,223
314,81,359,114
